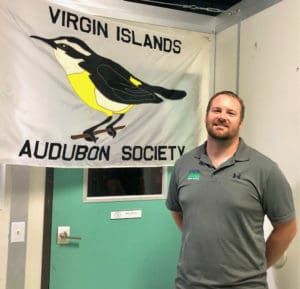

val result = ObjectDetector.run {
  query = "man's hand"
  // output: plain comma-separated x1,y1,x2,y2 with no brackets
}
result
171,211,183,230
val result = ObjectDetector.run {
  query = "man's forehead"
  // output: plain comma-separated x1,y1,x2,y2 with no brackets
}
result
211,94,241,109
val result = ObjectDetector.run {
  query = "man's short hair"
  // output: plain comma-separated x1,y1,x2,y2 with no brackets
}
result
206,91,245,121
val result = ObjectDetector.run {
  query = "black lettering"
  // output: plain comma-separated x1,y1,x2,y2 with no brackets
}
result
87,147,98,160
49,143,62,160
80,16,91,33
96,20,108,38
122,146,131,161
34,141,49,159
163,38,172,52
20,140,111,161
120,28,131,43
66,12,79,30
132,31,142,46
173,39,181,54
75,145,88,160
178,146,185,156
143,34,153,49
62,10,65,26
168,145,176,160
18,139,32,158
133,146,143,161
158,146,167,160
98,146,110,161
49,7,108,37
153,35,163,51
143,146,154,161
62,144,75,161
92,19,97,35
116,26,121,41
49,6,61,24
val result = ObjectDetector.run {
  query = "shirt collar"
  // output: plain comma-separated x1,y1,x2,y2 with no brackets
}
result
193,137,250,164
234,138,250,162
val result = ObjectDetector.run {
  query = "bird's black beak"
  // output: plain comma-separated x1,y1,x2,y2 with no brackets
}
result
30,35,57,49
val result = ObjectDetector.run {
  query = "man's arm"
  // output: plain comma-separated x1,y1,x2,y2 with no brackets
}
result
265,218,297,268
171,211,183,231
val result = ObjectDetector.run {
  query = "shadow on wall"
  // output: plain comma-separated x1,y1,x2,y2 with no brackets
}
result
273,180,300,289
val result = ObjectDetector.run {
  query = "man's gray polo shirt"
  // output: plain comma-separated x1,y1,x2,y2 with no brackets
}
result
166,139,295,289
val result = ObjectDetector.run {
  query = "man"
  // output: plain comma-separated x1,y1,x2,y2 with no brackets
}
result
166,91,297,289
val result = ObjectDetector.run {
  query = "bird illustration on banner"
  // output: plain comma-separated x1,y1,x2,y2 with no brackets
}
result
31,35,187,142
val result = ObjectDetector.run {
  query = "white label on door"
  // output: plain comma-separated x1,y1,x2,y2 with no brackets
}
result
110,210,142,220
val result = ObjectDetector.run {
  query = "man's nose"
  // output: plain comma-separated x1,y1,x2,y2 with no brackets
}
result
217,114,227,122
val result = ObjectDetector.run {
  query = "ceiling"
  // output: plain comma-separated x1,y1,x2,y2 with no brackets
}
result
125,0,242,17
123,0,281,32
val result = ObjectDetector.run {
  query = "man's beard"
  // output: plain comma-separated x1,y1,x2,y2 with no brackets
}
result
206,122,239,141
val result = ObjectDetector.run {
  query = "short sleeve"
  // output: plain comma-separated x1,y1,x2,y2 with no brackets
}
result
263,163,296,223
166,165,182,212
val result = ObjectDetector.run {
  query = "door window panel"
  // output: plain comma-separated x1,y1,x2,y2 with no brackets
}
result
83,167,167,202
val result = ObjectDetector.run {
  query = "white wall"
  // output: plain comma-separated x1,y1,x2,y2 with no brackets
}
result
215,0,300,288
240,0,300,288
214,24,239,92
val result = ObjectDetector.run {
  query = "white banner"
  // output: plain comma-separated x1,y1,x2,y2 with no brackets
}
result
0,1,211,167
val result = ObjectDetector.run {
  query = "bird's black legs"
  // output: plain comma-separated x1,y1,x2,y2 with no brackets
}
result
83,114,125,142
83,116,113,142
106,114,124,138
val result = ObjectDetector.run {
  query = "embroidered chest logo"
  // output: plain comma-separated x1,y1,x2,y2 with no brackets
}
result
233,172,242,179
187,169,201,180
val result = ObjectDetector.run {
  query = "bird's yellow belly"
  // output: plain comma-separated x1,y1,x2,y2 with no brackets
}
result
67,71,134,116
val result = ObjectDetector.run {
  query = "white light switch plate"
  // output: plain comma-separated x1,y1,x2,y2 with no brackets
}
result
11,221,26,243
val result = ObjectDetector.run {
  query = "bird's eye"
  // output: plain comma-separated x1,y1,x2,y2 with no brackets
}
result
58,43,68,50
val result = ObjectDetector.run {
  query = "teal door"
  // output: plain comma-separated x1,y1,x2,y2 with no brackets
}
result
50,168,180,289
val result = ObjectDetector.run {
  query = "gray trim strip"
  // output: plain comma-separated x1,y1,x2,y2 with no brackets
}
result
6,166,30,289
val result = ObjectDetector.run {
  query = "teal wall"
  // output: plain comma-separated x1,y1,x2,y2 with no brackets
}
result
50,168,180,289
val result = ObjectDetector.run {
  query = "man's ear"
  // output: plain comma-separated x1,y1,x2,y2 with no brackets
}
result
239,120,244,129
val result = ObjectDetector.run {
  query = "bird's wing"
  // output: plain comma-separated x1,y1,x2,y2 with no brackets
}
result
90,64,163,104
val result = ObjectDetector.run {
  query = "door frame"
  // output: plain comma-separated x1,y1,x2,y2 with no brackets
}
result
41,168,54,289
